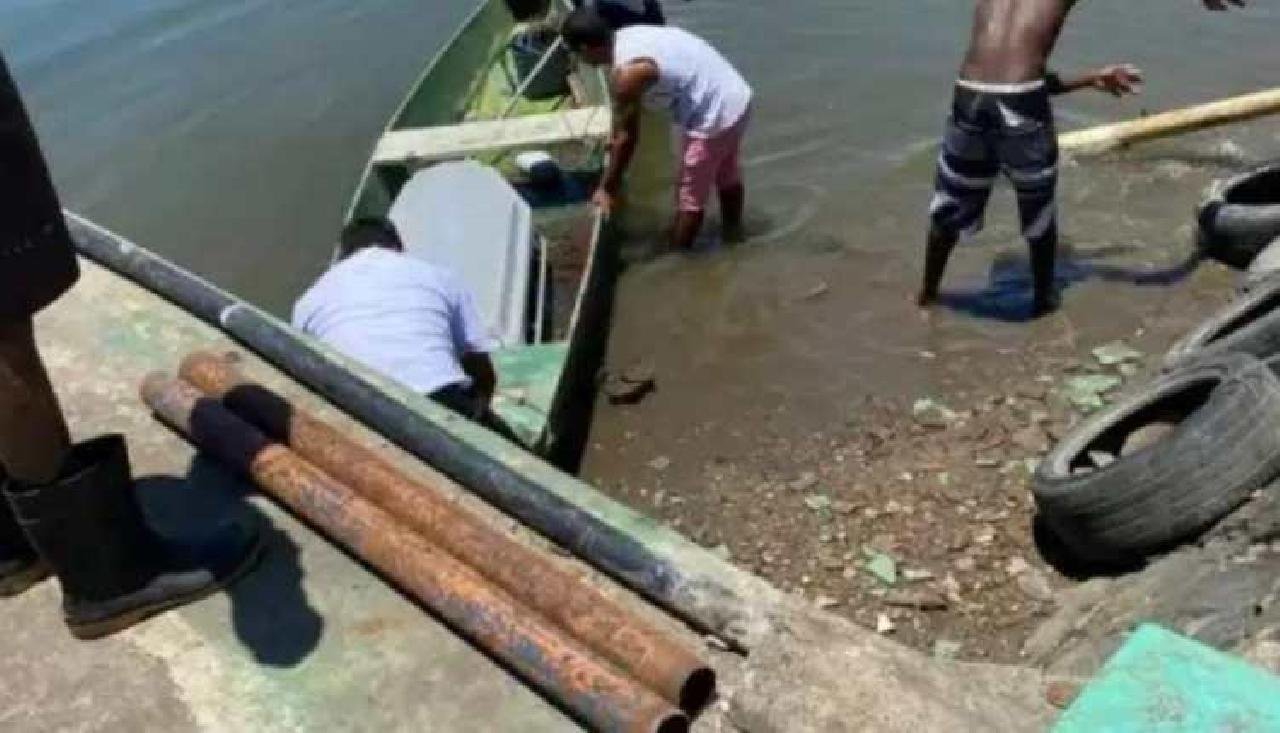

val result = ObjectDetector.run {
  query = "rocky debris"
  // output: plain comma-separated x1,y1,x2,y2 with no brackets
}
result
798,281,831,301
1120,421,1176,457
1015,569,1056,604
912,398,958,429
593,342,1173,663
932,639,963,660
876,613,897,634
1061,375,1123,411
864,552,898,585
1043,679,1083,710
1091,341,1143,368
603,361,657,405
647,455,671,471
814,595,841,610
883,589,949,611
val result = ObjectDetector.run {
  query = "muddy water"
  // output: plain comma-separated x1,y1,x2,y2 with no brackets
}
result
580,1,1280,489
3,1,1279,482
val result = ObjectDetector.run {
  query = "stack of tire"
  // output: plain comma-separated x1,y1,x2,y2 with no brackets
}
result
1033,162,1280,566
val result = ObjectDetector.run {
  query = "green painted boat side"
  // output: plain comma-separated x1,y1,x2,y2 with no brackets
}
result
343,0,613,464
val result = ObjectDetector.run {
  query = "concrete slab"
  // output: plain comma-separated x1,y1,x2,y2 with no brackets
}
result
11,260,582,732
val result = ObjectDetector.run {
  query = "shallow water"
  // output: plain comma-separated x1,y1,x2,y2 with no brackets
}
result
4,1,1280,475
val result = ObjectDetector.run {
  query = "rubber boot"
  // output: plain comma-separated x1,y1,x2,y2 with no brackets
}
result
2,435,262,639
0,471,49,597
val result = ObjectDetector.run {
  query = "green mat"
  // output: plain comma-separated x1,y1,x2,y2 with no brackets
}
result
1054,624,1280,733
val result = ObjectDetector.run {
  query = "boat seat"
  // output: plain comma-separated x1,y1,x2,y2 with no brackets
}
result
373,106,612,166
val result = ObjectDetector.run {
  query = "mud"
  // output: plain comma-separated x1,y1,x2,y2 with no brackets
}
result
582,128,1274,661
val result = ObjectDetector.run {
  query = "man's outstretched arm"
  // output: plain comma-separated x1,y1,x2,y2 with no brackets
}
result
593,61,656,216
1046,65,1143,98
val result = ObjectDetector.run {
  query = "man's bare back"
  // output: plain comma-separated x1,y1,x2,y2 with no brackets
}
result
961,0,1075,83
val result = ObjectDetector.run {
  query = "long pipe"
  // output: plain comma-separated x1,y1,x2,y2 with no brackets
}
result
179,351,714,711
67,213,774,649
141,374,687,733
1060,87,1280,156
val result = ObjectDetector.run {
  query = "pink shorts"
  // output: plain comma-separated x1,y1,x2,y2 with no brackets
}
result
677,111,750,213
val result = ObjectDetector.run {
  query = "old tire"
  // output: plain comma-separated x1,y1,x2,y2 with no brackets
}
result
1199,162,1280,269
1164,275,1280,372
1033,353,1280,564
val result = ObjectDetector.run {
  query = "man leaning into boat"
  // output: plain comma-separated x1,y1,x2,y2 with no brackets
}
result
562,7,753,251
292,218,501,422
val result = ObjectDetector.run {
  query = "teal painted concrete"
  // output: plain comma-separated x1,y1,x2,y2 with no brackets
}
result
1054,624,1280,733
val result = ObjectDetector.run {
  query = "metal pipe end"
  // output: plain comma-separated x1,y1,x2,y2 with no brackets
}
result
678,667,717,714
651,711,690,733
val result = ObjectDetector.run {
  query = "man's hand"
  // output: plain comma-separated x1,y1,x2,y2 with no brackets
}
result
1091,64,1143,97
592,187,617,217
1202,0,1244,10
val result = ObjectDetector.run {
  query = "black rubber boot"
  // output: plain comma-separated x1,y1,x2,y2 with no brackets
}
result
0,471,49,597
3,435,262,639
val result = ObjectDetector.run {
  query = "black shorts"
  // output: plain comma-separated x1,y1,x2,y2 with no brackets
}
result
0,53,79,322
929,80,1059,247
589,0,665,29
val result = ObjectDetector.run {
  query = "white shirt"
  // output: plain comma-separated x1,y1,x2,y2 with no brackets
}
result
614,25,752,137
292,248,498,395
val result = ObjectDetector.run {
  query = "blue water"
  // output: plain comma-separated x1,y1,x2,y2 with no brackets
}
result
3,0,1279,315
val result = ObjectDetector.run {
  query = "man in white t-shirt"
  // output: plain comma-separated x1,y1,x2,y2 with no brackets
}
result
562,7,753,251
292,218,500,420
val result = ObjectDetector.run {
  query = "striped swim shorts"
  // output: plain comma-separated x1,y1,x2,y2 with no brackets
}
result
929,78,1059,248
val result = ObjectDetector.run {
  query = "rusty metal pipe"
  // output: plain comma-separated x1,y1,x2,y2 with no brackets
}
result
141,374,687,733
178,351,714,712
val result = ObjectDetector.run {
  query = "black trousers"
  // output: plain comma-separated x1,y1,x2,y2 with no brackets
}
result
0,52,79,322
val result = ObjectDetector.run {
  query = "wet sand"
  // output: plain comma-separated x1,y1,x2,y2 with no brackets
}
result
581,126,1271,659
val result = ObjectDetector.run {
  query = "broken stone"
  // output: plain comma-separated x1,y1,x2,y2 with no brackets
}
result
974,526,996,545
833,500,857,516
799,281,831,301
875,613,897,634
864,552,898,585
1088,451,1116,469
1015,384,1050,402
1062,375,1123,411
913,398,957,429
1044,679,1082,709
711,544,732,562
902,568,936,583
1016,568,1056,603
648,456,671,471
932,639,963,660
954,557,977,573
1120,422,1176,457
604,374,654,404
1006,557,1031,576
1092,341,1143,367
804,494,832,512
791,472,820,492
814,595,841,610
882,589,948,611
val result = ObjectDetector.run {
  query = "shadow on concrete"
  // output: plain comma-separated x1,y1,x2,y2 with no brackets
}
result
938,245,1205,323
135,458,324,667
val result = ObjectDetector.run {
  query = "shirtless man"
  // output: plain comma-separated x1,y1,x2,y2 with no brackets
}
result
919,0,1242,318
